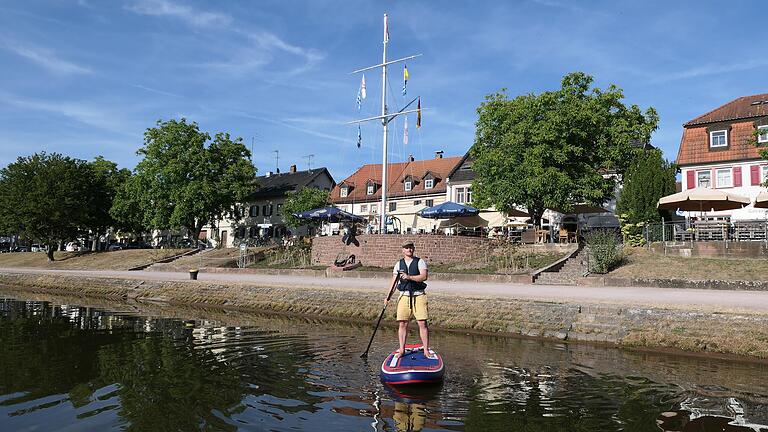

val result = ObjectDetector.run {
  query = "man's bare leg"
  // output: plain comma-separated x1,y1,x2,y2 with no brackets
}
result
417,320,429,355
397,320,408,356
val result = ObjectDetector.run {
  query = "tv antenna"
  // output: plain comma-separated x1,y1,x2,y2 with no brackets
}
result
304,154,315,171
272,150,279,173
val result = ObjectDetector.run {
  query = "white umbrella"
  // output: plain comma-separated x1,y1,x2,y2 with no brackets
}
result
754,190,768,209
657,188,750,212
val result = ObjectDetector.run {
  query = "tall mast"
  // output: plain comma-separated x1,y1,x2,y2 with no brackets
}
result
379,14,389,233
348,13,423,234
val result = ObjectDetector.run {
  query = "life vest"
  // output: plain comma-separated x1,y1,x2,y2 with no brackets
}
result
397,257,427,295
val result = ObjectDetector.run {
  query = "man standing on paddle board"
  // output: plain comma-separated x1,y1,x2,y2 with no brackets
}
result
386,240,433,358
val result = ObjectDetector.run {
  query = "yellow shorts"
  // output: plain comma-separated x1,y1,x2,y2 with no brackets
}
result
396,294,428,321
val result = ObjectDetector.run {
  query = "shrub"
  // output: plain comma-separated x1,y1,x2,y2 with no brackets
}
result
585,229,623,274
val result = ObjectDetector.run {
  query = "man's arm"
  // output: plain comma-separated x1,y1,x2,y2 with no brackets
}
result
401,268,428,283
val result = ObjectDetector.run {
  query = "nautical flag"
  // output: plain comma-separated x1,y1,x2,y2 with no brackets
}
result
402,65,409,96
384,15,389,43
404,115,409,145
357,125,362,148
356,74,366,110
416,98,421,128
361,74,367,99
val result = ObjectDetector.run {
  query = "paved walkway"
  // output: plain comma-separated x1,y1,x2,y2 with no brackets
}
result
2,267,768,313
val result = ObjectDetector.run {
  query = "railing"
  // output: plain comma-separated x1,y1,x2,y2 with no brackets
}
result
644,219,768,245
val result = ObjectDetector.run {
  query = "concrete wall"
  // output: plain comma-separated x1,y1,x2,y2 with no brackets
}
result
311,234,494,267
651,240,768,258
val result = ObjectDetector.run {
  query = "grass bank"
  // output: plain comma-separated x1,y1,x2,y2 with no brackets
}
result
610,247,768,281
1,271,766,360
0,249,189,271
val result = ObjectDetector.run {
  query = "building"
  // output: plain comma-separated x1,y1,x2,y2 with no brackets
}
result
444,152,509,229
676,93,768,220
218,165,335,246
331,152,463,233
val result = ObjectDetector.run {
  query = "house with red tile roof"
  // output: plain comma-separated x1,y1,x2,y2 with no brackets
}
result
677,93,768,219
331,152,463,233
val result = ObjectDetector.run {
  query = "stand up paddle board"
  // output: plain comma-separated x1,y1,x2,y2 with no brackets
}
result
380,344,444,385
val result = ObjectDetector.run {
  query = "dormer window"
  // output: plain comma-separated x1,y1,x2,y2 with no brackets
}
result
710,130,728,148
759,125,768,144
424,179,434,189
340,186,348,198
367,184,375,195
405,181,412,191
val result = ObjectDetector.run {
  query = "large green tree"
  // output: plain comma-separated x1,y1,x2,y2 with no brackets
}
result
616,149,677,224
83,156,131,250
0,153,92,261
471,72,659,226
281,187,331,229
111,119,255,240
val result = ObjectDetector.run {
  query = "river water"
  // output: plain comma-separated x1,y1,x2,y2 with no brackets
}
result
1,294,767,432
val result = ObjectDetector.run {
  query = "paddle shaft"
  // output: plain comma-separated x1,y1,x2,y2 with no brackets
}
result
361,274,400,358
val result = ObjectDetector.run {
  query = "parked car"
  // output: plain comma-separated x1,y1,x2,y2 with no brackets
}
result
108,243,126,251
30,244,44,252
125,241,152,249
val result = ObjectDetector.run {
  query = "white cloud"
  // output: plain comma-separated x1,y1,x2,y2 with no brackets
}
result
126,0,232,27
132,84,181,98
653,59,768,83
1,39,92,75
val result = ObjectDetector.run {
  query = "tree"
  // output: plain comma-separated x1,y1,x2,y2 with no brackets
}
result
0,153,92,261
470,72,659,227
281,187,331,229
111,119,255,241
83,156,131,250
616,149,677,224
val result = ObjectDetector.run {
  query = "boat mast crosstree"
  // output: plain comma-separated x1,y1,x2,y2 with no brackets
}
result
348,13,424,233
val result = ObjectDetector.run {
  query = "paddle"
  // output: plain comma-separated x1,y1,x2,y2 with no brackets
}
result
361,273,400,358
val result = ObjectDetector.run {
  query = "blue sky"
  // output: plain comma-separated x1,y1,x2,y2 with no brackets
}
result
0,0,765,180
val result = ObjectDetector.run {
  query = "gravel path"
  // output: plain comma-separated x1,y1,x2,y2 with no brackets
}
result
2,267,768,313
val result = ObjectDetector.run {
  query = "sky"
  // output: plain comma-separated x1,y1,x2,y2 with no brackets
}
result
0,0,765,181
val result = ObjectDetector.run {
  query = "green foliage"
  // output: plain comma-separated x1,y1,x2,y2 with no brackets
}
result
616,149,677,225
617,213,646,246
585,229,623,274
111,119,255,238
0,153,93,260
84,156,132,238
280,187,331,229
471,72,658,227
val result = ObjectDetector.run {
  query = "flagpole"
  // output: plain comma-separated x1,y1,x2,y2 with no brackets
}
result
379,13,389,234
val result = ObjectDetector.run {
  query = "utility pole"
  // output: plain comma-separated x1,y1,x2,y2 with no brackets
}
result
272,150,279,173
347,14,423,233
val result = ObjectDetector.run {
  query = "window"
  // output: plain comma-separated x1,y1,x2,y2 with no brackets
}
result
371,204,378,213
389,202,397,212
340,186,348,197
413,200,421,206
466,187,472,204
425,199,434,207
456,187,465,203
762,166,768,182
262,204,273,216
697,170,711,188
360,204,368,213
759,126,768,144
276,204,282,215
404,181,412,191
710,130,727,148
249,205,259,217
367,184,375,195
424,179,434,189
237,227,246,238
716,168,732,188
249,227,258,238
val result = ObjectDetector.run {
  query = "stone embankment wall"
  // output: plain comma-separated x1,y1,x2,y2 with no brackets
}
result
311,234,494,267
2,271,767,360
651,241,768,258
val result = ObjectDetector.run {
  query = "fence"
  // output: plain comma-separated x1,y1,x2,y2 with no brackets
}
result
644,219,768,246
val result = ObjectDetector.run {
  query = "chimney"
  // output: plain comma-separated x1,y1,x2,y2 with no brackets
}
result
435,150,444,159
266,171,273,177
290,164,297,173
408,154,414,162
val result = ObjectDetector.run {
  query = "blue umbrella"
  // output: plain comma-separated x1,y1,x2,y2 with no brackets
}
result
293,206,366,223
418,201,480,219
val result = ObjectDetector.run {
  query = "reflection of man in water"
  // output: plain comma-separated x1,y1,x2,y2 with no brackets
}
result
393,402,426,432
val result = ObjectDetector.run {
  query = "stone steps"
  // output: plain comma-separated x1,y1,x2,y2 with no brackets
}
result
535,246,587,285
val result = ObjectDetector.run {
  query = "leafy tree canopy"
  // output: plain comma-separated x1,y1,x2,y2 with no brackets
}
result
470,72,659,226
616,149,677,224
111,119,255,238
0,153,92,260
84,156,132,243
281,187,331,229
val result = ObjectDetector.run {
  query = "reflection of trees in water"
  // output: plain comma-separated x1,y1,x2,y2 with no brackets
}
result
0,299,326,430
464,365,673,431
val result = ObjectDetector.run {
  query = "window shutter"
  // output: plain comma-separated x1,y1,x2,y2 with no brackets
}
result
686,171,695,189
733,167,742,187
751,165,760,186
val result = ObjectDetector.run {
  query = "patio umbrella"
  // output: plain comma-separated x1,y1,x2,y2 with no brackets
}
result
656,188,750,212
557,204,610,214
418,201,480,219
755,190,768,209
293,206,366,223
